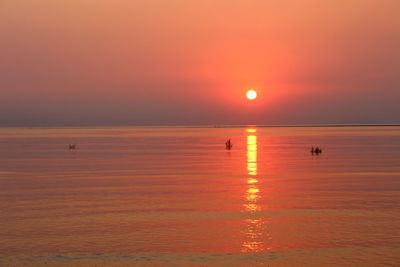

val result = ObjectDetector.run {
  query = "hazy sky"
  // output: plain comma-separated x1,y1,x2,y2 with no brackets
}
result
1,0,399,126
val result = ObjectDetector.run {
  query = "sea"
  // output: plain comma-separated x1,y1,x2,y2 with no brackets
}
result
1,126,399,266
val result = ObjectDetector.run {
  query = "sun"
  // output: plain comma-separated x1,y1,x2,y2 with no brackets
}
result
246,90,257,100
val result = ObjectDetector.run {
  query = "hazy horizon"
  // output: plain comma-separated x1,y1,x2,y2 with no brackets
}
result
1,0,400,126
2,123,400,129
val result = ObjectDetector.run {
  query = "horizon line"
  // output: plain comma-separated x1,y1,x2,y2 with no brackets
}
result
1,123,400,129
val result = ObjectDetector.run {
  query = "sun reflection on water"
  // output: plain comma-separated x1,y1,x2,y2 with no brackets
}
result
242,128,267,252
247,135,258,176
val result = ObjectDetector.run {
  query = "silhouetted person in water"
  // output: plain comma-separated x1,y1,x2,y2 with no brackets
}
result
225,139,232,150
69,144,75,149
311,146,322,154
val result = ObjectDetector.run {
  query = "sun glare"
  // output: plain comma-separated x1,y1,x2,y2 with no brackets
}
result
246,90,257,100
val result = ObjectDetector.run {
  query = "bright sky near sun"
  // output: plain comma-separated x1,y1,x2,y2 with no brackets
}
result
1,0,400,126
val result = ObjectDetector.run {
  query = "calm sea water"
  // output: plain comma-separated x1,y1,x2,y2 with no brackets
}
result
1,126,399,266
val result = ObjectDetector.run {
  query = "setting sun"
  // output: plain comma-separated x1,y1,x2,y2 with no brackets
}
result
246,90,257,100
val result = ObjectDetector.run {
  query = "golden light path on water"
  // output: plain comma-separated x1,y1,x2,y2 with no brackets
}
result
242,128,270,252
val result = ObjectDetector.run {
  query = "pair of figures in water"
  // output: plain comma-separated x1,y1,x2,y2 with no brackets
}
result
311,146,322,154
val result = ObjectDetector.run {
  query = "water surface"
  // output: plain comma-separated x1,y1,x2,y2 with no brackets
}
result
1,126,399,266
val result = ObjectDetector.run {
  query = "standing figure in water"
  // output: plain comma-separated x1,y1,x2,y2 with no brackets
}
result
226,139,232,150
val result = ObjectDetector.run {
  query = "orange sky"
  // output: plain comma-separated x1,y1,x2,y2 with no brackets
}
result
1,0,399,126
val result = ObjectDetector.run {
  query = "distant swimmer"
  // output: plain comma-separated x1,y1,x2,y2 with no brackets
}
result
69,144,76,150
225,139,232,150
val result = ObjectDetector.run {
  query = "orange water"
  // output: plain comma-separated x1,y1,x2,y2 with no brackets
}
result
1,126,400,266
